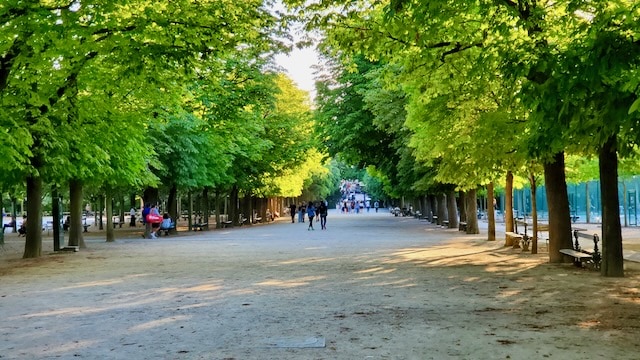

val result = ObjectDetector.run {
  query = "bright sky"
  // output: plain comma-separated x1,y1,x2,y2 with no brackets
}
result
274,45,319,102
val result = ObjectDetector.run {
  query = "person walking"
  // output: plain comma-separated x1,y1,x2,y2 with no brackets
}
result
298,203,306,223
318,201,328,230
374,200,380,213
306,201,316,231
289,203,296,223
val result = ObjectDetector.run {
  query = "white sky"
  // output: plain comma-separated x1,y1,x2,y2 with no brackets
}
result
275,46,319,100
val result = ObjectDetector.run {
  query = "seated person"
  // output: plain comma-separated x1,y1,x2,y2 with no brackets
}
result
18,216,27,236
159,213,174,235
63,216,71,231
3,217,16,233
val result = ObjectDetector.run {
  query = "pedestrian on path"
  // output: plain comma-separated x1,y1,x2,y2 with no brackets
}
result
306,201,316,231
289,203,296,223
318,201,328,230
298,203,306,223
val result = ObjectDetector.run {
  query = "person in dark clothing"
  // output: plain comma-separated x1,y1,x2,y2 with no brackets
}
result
289,203,296,223
317,201,328,230
306,202,316,231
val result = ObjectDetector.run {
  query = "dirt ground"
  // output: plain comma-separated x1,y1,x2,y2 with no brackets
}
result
1,211,640,359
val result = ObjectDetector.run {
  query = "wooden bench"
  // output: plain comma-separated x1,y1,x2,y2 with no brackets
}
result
458,222,467,232
191,223,208,231
253,213,262,224
515,220,550,248
442,220,449,227
505,231,524,248
112,217,124,228
559,230,601,268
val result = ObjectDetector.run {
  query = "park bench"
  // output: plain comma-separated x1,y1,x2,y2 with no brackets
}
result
559,230,601,268
253,213,262,224
191,222,208,231
112,216,124,228
442,220,449,228
505,231,524,248
458,222,467,232
514,219,550,250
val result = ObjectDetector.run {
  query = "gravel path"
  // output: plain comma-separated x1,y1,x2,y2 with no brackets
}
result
1,210,640,359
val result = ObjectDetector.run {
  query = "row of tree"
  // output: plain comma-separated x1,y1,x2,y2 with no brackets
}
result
0,1,335,258
288,0,640,276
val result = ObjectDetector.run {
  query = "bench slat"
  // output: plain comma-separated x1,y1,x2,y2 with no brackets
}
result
559,249,593,259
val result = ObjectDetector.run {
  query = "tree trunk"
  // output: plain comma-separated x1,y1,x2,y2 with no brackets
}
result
106,189,115,242
544,152,573,263
214,190,222,228
242,194,252,225
487,182,496,241
458,191,467,223
447,191,459,229
505,171,514,232
437,194,447,225
202,187,210,228
23,175,43,258
586,182,591,223
465,188,479,234
68,179,86,249
599,136,624,277
529,173,538,254
230,186,240,226
167,184,178,234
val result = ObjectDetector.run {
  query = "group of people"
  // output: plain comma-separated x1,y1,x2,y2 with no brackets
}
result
289,201,328,230
141,203,174,239
340,199,380,214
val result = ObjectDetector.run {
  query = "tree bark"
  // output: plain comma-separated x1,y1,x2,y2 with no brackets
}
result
447,191,459,229
529,173,538,254
437,194,447,225
68,179,86,249
167,184,178,234
459,191,466,223
106,189,115,242
230,186,240,226
599,136,624,277
465,188,479,234
505,171,514,232
215,190,222,228
487,182,496,241
23,175,43,258
544,152,573,263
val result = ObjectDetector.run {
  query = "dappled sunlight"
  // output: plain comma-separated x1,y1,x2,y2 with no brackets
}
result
367,278,416,287
386,241,549,276
181,283,224,292
577,320,601,329
356,266,385,274
278,256,337,265
41,339,101,358
497,289,523,299
129,315,190,332
56,273,152,290
256,275,327,288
